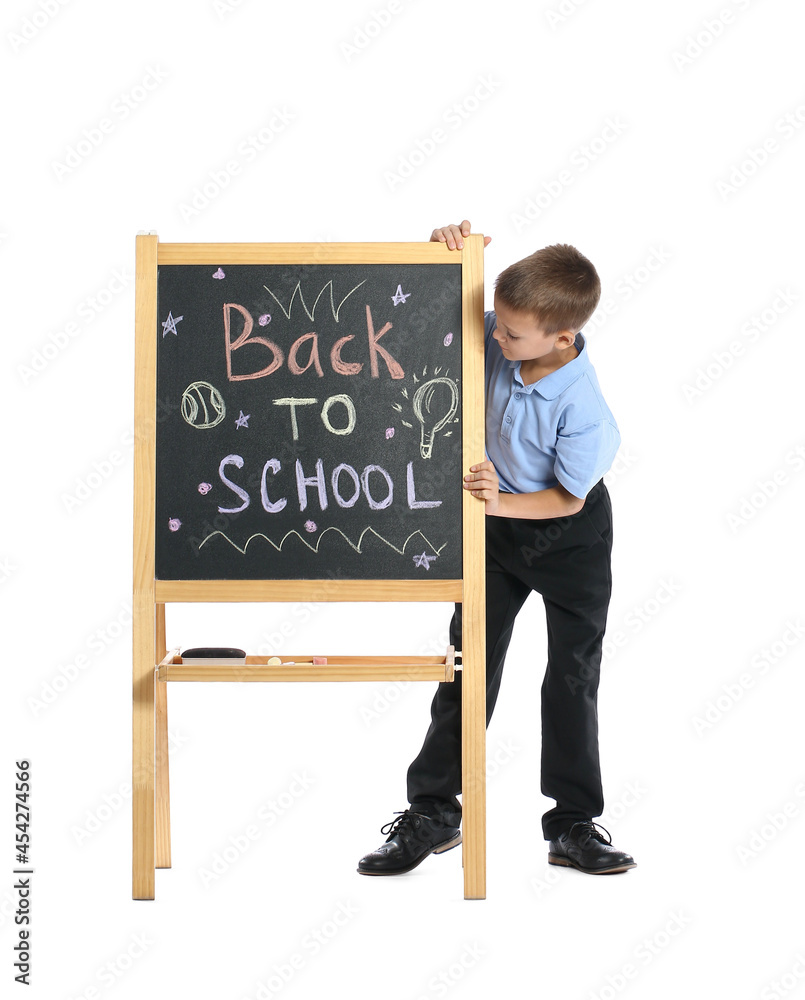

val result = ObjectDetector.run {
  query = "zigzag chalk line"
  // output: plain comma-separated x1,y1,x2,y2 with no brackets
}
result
197,525,446,557
262,279,366,324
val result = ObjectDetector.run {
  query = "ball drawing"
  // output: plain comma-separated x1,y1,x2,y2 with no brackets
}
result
181,381,226,429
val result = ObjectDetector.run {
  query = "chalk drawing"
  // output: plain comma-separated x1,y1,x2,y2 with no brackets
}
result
161,311,183,337
391,284,411,306
412,377,459,459
181,381,226,429
198,526,445,558
262,279,366,323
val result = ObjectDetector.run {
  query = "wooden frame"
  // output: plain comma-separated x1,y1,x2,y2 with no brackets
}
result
133,235,486,899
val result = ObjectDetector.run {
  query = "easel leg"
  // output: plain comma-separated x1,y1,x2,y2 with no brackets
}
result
462,614,486,898
460,234,486,897
132,598,155,899
155,604,171,869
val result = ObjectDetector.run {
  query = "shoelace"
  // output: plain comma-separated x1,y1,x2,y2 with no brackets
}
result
380,809,431,840
571,820,612,845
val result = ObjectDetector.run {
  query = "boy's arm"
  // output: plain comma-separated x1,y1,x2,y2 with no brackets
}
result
464,461,584,517
496,485,584,518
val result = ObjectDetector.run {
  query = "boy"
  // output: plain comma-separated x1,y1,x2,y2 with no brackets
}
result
358,221,635,877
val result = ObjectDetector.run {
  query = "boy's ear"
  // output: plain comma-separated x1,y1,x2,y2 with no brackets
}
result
555,329,577,348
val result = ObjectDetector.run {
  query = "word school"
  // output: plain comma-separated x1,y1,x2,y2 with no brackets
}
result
218,458,441,514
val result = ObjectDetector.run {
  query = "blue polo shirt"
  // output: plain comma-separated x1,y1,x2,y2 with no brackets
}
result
484,310,620,499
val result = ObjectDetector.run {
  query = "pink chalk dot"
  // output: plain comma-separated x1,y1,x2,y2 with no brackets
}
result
385,427,395,439
212,267,225,279
168,518,182,532
198,482,212,495
258,313,271,326
443,332,453,346
304,520,317,532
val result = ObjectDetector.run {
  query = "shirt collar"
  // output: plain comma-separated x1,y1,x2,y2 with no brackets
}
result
511,333,589,399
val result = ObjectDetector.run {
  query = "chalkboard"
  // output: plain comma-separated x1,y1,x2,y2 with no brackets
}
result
155,262,463,581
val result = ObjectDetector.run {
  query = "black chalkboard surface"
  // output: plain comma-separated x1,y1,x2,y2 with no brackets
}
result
155,263,463,580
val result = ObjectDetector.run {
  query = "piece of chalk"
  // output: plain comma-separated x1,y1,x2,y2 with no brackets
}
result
312,656,327,665
267,656,281,665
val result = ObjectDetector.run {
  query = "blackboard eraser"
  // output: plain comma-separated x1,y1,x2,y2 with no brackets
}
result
181,646,246,665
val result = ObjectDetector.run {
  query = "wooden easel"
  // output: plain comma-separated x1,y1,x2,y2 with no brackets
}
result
132,235,486,899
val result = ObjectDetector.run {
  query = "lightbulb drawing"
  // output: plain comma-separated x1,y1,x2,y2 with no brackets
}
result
412,377,459,459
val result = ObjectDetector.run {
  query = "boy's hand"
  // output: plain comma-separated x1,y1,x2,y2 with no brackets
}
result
463,460,500,514
430,219,492,250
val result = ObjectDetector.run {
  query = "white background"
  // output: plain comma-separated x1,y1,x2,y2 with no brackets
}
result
4,0,805,997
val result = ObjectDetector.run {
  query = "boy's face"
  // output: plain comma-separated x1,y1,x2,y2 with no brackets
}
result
492,295,575,363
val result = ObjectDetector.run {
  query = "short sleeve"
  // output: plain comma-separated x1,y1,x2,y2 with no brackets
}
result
554,420,621,499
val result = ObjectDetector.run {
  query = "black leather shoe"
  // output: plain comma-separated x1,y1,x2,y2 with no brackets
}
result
357,809,462,876
548,821,636,875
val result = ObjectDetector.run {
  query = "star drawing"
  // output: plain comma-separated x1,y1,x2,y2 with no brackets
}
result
413,551,438,570
391,284,411,306
162,311,183,337
235,410,250,429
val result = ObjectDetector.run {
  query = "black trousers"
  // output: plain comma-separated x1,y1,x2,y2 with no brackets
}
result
406,479,613,840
